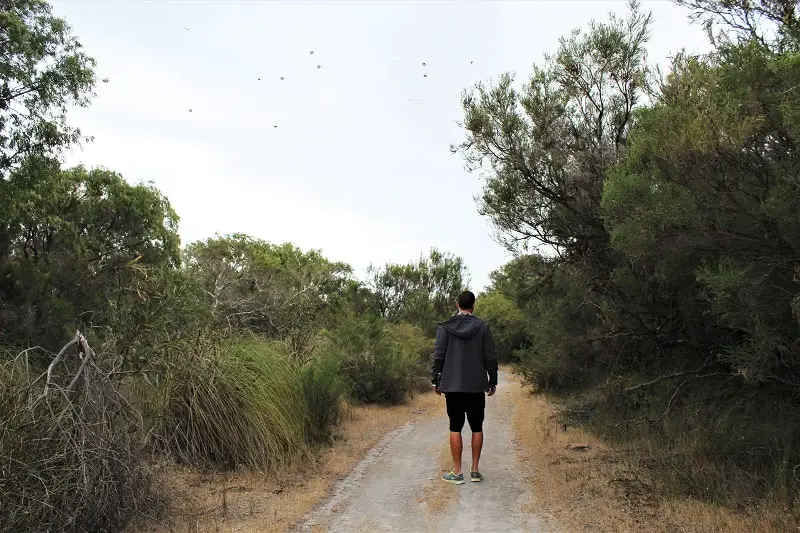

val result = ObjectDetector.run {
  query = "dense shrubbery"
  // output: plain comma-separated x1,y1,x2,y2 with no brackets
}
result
458,0,800,509
325,316,428,404
300,351,346,444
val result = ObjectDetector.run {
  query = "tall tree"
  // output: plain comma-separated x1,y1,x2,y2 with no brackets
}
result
454,0,651,263
0,0,96,176
0,159,180,348
183,234,352,350
603,38,800,387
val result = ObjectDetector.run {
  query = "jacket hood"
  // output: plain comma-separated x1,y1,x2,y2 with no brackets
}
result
439,313,483,340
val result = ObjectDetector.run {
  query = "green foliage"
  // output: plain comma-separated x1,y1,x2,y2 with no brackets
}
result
459,0,800,507
675,0,799,53
0,159,180,349
0,0,97,175
161,338,307,471
300,353,345,444
473,291,527,362
101,264,213,372
183,234,351,350
603,40,800,386
513,263,608,390
454,1,650,253
0,3,452,531
327,315,427,404
386,322,434,394
368,248,468,335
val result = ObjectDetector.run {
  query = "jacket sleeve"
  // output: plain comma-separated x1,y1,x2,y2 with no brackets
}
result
431,325,448,385
483,324,498,387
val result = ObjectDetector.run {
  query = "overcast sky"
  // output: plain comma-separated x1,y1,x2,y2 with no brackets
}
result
52,0,709,291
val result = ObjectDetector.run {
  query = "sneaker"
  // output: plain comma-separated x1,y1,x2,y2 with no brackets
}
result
470,471,483,482
441,471,465,485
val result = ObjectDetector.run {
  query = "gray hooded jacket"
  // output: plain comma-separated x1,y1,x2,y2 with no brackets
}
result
431,313,498,393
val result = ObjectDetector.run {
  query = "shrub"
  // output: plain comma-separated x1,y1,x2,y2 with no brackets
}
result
386,322,433,394
329,316,424,404
300,352,346,444
474,291,528,362
386,322,431,364
0,336,153,533
160,337,307,470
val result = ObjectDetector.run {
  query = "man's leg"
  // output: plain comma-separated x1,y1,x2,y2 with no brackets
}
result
471,431,483,472
450,431,463,474
445,393,466,474
466,393,486,473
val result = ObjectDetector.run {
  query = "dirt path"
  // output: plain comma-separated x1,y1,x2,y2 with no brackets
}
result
296,371,553,533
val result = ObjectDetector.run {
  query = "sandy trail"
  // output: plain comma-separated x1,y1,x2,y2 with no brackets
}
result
296,371,553,533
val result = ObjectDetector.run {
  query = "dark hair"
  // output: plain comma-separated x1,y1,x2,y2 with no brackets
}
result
457,290,476,310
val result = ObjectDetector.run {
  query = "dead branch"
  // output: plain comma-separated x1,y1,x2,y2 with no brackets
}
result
66,335,94,394
31,332,81,407
3,332,155,532
616,372,736,428
621,370,705,392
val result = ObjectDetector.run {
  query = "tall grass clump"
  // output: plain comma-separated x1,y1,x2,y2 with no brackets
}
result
162,337,307,470
0,335,153,533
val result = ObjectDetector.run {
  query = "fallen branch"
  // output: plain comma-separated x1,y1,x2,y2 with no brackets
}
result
616,372,736,429
31,332,81,408
3,331,154,532
621,355,717,393
66,335,94,394
622,370,704,393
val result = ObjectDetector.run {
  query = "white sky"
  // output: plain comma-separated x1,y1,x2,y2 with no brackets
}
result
52,0,709,291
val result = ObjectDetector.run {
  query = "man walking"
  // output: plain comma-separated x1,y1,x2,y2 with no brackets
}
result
432,290,498,485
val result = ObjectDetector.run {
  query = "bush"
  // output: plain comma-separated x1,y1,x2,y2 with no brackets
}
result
386,322,433,395
329,316,425,404
574,376,800,507
386,322,431,364
300,353,345,444
0,337,153,533
160,338,307,471
474,291,528,362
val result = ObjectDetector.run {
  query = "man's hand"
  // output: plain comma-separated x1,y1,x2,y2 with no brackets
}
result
433,384,441,396
487,386,496,397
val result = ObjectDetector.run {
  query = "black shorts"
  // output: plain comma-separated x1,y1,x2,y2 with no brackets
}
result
445,392,485,433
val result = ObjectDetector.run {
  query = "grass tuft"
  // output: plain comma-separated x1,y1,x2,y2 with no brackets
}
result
162,338,307,471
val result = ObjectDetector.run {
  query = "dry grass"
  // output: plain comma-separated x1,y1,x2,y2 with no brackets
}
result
127,391,442,533
510,377,799,533
1,334,154,533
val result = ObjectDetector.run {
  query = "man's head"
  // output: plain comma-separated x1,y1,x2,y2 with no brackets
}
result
457,290,476,312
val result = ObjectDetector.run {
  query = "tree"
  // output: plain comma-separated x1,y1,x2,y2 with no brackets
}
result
0,159,180,348
0,0,96,176
454,1,657,380
676,0,799,52
602,39,800,387
183,234,352,350
454,0,651,261
473,290,527,362
368,248,468,334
